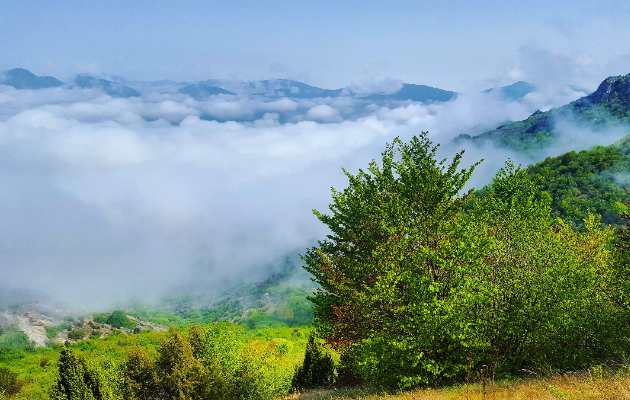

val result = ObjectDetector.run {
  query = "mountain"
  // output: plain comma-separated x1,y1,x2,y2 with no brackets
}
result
74,75,141,97
0,68,64,89
483,81,536,101
458,73,630,152
178,83,235,99
251,80,343,98
362,83,457,103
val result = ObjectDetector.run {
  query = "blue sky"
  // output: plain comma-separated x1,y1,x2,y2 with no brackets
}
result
3,0,630,90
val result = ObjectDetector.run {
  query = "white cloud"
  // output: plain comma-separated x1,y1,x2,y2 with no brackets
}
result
0,76,615,306
306,104,342,123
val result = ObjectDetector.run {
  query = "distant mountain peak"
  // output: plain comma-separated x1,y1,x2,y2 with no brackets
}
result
0,68,64,90
73,75,140,98
178,83,235,100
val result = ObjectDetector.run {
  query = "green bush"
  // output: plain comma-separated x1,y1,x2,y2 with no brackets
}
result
124,324,296,400
92,313,109,324
50,347,107,400
292,334,336,391
106,311,136,329
67,330,85,340
0,325,33,351
0,368,24,397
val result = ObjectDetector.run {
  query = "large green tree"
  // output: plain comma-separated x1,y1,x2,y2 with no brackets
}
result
304,133,630,388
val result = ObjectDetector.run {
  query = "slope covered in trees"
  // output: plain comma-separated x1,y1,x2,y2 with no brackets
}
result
459,73,630,152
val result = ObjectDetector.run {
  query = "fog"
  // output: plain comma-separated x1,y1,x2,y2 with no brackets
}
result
0,73,625,308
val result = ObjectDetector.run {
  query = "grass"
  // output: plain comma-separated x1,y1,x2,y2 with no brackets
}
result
289,371,630,400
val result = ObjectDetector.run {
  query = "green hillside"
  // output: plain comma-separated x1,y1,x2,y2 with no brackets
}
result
460,73,630,152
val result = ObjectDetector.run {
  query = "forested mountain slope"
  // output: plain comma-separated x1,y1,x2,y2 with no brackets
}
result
461,73,630,152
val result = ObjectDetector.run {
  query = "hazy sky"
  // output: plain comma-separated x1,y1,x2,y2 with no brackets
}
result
3,0,630,89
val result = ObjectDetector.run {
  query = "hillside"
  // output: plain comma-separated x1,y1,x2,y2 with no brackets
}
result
459,73,630,152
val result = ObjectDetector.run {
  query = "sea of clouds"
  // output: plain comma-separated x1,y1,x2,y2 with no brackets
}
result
0,67,625,307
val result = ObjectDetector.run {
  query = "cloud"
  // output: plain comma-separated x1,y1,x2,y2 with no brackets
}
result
306,104,342,123
0,78,618,307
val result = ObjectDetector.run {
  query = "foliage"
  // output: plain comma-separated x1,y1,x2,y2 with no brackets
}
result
291,334,336,391
91,314,108,325
105,311,136,329
304,133,630,388
124,324,299,400
0,368,24,397
523,140,630,229
67,331,85,341
49,347,107,400
0,326,33,352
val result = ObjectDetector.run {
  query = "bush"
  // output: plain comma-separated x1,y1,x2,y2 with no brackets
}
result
50,347,107,400
92,313,109,324
106,311,136,329
67,330,85,340
292,334,336,391
0,368,24,397
124,324,296,400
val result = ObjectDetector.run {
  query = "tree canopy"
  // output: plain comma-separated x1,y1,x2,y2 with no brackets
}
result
303,133,630,388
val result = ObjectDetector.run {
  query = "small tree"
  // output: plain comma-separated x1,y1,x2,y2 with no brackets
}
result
50,347,106,400
291,334,336,391
105,311,135,329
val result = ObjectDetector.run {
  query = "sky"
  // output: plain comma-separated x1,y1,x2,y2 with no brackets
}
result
2,1,630,307
3,0,630,90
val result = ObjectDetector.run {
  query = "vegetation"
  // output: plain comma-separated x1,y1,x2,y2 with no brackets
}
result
5,132,630,398
105,311,135,329
0,368,25,398
291,334,337,391
304,133,630,388
0,325,310,400
67,331,85,341
467,73,630,152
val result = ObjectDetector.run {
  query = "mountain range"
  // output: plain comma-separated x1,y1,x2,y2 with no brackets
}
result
0,67,535,103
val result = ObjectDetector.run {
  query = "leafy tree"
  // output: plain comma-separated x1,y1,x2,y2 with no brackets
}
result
304,133,630,388
124,347,161,400
155,331,208,400
303,133,488,386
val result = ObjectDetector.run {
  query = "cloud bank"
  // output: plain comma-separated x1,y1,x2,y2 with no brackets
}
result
0,79,613,307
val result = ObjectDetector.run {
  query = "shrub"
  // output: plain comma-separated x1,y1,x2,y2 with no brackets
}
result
92,313,109,324
292,334,336,391
237,339,294,400
106,311,136,329
0,368,24,397
67,330,85,340
45,326,61,339
50,347,107,400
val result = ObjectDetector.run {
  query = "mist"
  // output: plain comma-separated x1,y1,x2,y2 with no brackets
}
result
0,77,623,308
